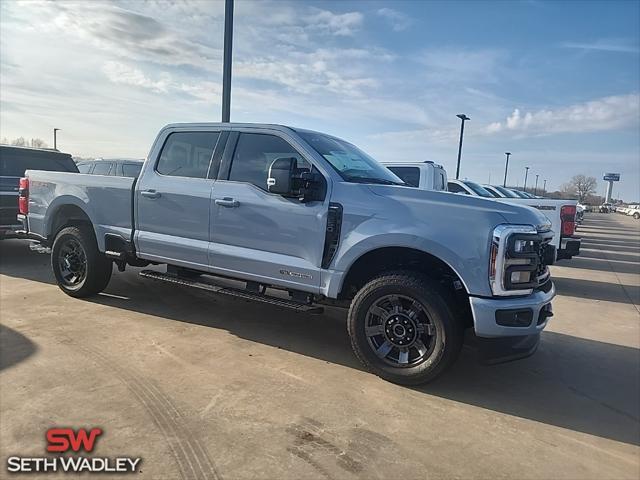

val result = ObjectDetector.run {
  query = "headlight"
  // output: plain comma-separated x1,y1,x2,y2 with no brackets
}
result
490,225,543,296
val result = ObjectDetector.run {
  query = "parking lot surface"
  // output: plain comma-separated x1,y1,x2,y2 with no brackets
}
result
1,213,639,479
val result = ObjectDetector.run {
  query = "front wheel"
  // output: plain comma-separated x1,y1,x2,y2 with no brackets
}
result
51,225,112,297
634,212,639,220
347,272,463,385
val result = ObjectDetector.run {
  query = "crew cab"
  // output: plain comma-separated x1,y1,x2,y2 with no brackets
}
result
0,145,78,238
382,161,447,191
18,123,556,385
447,179,580,262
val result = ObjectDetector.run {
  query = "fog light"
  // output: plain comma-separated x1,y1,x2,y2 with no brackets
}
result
510,271,531,284
496,309,533,327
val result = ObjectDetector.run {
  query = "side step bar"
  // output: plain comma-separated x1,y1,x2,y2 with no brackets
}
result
139,270,324,314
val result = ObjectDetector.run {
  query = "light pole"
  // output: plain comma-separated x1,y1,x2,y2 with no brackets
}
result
221,0,234,122
543,179,547,194
53,128,60,150
534,174,539,195
523,166,530,191
502,152,511,187
455,114,470,179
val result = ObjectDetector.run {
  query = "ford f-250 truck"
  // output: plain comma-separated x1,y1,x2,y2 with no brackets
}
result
18,123,556,385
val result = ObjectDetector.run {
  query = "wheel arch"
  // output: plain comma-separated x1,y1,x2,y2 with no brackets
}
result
339,246,467,296
45,200,95,243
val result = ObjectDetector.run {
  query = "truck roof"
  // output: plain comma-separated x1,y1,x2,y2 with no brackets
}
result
161,123,343,140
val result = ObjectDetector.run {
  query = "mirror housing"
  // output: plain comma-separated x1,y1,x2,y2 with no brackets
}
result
267,157,297,196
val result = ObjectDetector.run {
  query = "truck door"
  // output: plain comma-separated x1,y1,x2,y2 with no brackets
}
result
209,131,328,293
135,130,222,269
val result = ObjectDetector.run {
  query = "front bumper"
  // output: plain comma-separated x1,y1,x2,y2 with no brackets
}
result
468,283,555,363
469,282,556,338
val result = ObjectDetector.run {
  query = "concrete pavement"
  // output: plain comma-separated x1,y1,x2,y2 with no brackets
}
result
1,212,639,479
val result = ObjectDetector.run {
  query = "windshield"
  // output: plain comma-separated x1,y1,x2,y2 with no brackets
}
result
298,131,405,185
494,185,519,198
462,180,495,198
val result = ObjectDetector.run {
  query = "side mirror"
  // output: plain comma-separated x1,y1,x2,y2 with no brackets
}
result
267,157,297,196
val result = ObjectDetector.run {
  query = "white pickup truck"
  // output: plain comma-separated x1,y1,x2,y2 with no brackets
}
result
383,162,579,262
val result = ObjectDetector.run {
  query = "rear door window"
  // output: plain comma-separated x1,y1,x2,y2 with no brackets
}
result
77,163,93,174
92,162,113,175
387,166,420,187
122,163,143,177
156,132,220,179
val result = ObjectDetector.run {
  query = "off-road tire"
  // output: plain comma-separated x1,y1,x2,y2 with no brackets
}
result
51,225,112,297
347,271,464,385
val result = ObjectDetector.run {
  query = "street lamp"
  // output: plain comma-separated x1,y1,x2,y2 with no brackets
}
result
502,152,511,187
53,128,60,150
523,166,530,191
534,174,539,195
455,114,470,180
221,0,234,122
543,179,547,194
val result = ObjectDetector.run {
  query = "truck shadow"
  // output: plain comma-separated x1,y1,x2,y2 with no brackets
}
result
0,324,38,372
1,232,639,446
552,276,640,305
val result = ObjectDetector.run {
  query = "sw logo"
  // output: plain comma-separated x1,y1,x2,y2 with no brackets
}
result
6,427,141,474
46,427,103,453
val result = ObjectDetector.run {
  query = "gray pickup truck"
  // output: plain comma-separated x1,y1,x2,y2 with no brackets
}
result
18,123,556,385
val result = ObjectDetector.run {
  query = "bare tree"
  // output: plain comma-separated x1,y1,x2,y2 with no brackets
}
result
30,138,48,148
561,174,598,203
6,137,48,148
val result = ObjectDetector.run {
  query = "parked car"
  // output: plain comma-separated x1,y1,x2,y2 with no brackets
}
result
77,159,143,177
599,203,612,213
0,145,78,238
18,123,556,385
447,179,496,198
448,180,580,261
382,161,447,191
625,205,640,219
483,184,520,199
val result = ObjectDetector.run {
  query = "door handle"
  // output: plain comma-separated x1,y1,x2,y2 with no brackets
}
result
214,197,239,208
141,189,161,199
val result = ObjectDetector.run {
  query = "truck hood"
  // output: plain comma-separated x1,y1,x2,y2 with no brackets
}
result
366,185,551,231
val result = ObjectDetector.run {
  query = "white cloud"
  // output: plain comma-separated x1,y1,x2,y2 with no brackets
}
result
561,39,640,54
307,8,363,36
377,8,412,31
102,61,172,93
488,94,640,135
421,48,507,84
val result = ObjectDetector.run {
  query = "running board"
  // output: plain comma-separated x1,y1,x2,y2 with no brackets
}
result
139,270,324,314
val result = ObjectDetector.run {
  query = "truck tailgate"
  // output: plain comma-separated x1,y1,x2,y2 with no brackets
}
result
25,170,135,247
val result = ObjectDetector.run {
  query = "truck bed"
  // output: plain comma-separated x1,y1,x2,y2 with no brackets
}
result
24,170,135,250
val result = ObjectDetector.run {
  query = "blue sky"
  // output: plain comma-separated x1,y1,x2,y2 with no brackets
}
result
1,0,639,200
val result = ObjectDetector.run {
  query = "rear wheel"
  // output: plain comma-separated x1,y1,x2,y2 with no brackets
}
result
51,225,112,297
634,212,639,220
347,271,463,385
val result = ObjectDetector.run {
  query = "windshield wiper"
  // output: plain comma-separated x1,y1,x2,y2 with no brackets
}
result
348,177,406,186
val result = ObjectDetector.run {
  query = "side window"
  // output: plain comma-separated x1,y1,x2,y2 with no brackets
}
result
156,132,220,179
447,182,468,194
387,166,420,188
229,133,309,190
439,173,446,190
77,163,93,174
122,163,143,177
92,162,113,175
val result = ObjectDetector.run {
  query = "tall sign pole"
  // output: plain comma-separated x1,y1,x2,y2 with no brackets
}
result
455,114,470,180
222,0,234,122
502,152,511,187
